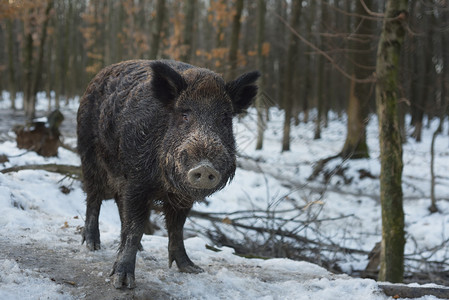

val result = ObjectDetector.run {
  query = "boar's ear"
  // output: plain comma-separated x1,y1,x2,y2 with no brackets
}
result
150,61,187,104
226,71,261,115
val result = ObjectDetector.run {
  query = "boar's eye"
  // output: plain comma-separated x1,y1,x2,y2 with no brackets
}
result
182,112,190,122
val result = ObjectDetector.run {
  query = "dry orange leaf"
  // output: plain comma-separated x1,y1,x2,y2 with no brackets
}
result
222,217,232,225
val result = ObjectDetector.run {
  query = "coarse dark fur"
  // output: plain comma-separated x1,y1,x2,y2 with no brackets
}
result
76,59,260,289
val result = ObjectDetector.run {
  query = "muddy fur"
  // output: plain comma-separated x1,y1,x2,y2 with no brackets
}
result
77,59,260,289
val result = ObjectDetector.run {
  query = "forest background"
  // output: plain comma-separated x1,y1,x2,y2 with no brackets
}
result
0,0,448,288
0,0,447,151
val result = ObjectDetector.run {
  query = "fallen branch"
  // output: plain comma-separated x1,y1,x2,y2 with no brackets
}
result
1,164,82,180
59,142,77,154
307,154,342,182
189,210,369,256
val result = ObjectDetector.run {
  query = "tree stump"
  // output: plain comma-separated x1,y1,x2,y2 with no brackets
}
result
13,110,64,157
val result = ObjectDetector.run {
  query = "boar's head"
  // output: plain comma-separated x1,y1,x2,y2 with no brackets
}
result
149,61,260,204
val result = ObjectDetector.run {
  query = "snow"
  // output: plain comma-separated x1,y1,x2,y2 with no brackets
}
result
0,93,448,299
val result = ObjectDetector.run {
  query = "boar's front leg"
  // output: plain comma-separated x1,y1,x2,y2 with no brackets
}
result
111,188,150,289
164,201,204,274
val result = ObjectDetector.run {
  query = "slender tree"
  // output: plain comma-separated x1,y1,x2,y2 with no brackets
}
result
180,0,196,63
227,0,244,80
6,18,17,109
281,0,302,152
23,12,34,116
28,0,53,119
255,0,266,150
375,0,408,283
340,0,374,159
149,0,165,60
314,3,328,140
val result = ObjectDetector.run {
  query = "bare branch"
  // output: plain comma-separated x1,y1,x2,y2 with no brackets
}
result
271,11,376,84
359,0,384,17
323,0,383,21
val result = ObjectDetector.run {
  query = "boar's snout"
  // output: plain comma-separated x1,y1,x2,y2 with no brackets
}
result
187,160,221,190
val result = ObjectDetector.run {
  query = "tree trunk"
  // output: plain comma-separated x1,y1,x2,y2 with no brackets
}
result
429,118,442,213
314,51,324,140
255,0,266,150
301,0,316,124
180,0,196,63
6,18,17,110
227,0,244,81
410,0,431,142
273,0,287,113
340,0,373,159
314,4,328,140
281,0,301,152
375,0,408,283
23,30,33,117
29,0,54,119
46,22,54,112
149,0,165,59
340,76,370,157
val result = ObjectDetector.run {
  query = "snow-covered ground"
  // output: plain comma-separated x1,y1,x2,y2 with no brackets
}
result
0,92,448,299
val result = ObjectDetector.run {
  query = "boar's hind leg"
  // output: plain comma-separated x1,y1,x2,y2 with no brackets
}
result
164,203,204,274
81,156,108,251
111,189,150,289
82,195,102,250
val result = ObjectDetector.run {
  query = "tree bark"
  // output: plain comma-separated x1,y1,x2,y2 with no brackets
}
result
375,0,408,283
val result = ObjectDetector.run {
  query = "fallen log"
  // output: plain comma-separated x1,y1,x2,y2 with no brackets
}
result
379,283,449,299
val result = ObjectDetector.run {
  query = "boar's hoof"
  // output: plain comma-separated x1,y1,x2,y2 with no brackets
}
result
169,252,204,274
179,264,204,274
138,243,144,252
81,228,101,251
111,264,136,289
187,161,221,190
112,272,136,289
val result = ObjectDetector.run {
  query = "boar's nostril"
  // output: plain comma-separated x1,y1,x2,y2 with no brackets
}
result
187,161,221,190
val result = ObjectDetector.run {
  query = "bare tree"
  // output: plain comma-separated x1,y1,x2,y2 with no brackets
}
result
149,0,165,60
281,0,302,152
180,0,196,63
227,0,244,80
340,0,375,159
255,0,266,150
6,17,17,109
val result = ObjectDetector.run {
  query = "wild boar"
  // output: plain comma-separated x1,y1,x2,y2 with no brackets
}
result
77,59,260,289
